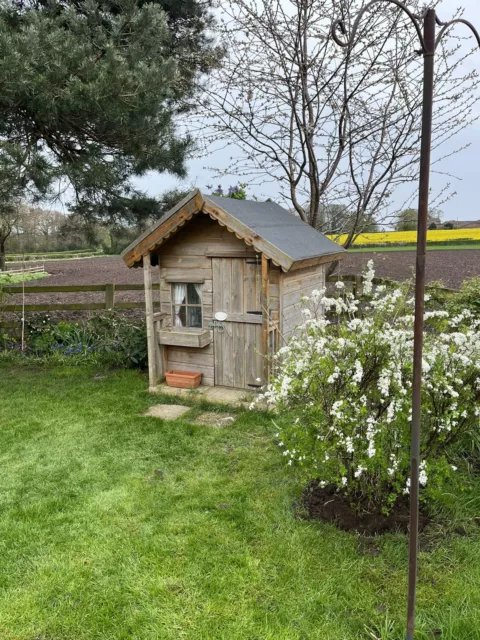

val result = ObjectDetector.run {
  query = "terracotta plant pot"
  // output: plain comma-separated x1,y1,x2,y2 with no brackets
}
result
165,370,202,389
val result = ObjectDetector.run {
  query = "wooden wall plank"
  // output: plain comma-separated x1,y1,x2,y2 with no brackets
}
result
161,256,211,269
282,270,327,295
165,361,215,378
212,258,224,385
261,255,269,379
168,342,214,355
232,322,245,388
231,258,244,314
280,263,325,342
161,268,211,281
244,260,261,312
158,215,251,257
167,349,214,366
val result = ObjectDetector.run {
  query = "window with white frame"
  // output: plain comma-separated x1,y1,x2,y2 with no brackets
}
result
171,283,202,328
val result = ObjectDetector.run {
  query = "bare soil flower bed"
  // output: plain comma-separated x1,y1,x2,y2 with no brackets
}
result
301,482,430,535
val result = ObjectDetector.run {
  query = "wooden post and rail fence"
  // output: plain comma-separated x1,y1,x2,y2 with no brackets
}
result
3,264,46,276
0,276,458,331
0,283,160,330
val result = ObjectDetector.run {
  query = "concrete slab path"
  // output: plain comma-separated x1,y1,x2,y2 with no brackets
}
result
151,383,255,409
143,404,191,420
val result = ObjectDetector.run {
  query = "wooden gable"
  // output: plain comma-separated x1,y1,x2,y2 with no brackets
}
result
122,190,344,272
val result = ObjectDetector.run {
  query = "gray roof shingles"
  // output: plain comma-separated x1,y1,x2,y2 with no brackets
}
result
122,189,344,267
206,195,344,261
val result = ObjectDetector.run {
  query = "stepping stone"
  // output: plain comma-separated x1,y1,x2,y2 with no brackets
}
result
143,404,190,420
151,382,258,409
195,412,237,427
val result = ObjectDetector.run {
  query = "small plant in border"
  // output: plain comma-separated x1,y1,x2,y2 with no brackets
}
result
255,261,480,513
1,311,147,369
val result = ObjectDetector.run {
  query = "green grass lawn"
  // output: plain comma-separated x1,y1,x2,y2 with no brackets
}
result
0,365,479,639
0,272,49,284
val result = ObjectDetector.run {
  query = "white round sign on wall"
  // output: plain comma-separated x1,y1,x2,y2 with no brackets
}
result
215,311,228,322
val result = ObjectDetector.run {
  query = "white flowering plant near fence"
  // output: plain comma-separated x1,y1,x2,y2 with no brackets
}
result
258,262,480,513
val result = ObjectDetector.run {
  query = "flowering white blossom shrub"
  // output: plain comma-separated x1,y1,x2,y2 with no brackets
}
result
259,261,480,512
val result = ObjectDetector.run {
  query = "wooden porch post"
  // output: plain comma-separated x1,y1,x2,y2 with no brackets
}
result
261,254,269,381
143,251,158,390
154,256,166,382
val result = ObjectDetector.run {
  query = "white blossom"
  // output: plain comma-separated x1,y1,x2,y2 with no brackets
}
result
252,260,480,512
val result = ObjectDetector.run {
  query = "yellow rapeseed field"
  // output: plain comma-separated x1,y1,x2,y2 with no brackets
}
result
328,229,480,246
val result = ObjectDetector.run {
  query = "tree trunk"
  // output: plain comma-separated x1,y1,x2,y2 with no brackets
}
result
0,240,6,272
327,259,340,278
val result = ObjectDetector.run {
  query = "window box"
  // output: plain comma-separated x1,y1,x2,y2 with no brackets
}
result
158,329,211,348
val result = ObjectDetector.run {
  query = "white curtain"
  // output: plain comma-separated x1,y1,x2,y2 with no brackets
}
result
193,283,202,302
173,283,187,327
192,284,203,327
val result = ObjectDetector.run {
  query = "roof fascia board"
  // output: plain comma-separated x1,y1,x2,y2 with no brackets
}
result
289,251,345,271
122,190,204,267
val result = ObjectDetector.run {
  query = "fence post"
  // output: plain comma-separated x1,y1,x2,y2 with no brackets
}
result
105,283,115,310
353,275,362,298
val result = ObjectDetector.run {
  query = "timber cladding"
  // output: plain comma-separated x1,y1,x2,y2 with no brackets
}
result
123,191,345,390
279,263,326,343
154,215,285,389
157,215,260,387
152,217,328,388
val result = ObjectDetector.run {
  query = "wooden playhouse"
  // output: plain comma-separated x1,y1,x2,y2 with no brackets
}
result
121,189,344,391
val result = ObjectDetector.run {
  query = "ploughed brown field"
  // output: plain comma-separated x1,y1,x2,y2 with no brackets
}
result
7,250,480,313
6,257,146,320
338,249,480,289
30,249,480,287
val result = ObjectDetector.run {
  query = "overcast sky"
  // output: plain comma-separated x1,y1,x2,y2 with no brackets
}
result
136,0,480,223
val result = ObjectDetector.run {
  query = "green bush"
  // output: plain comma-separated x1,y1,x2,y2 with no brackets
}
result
449,277,480,317
256,263,480,514
1,311,147,368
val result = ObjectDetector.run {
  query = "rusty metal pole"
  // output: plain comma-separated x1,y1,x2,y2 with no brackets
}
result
406,9,436,640
331,5,480,639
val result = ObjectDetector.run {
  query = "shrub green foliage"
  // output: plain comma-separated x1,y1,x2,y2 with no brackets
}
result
427,276,480,320
258,263,480,513
0,272,49,284
450,276,480,317
1,311,147,368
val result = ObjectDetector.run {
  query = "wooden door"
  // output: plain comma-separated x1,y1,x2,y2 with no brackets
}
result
212,258,264,388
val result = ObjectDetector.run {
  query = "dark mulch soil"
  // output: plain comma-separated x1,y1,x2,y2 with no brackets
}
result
301,482,430,535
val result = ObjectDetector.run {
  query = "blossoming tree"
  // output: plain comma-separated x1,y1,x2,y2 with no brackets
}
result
257,262,480,513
